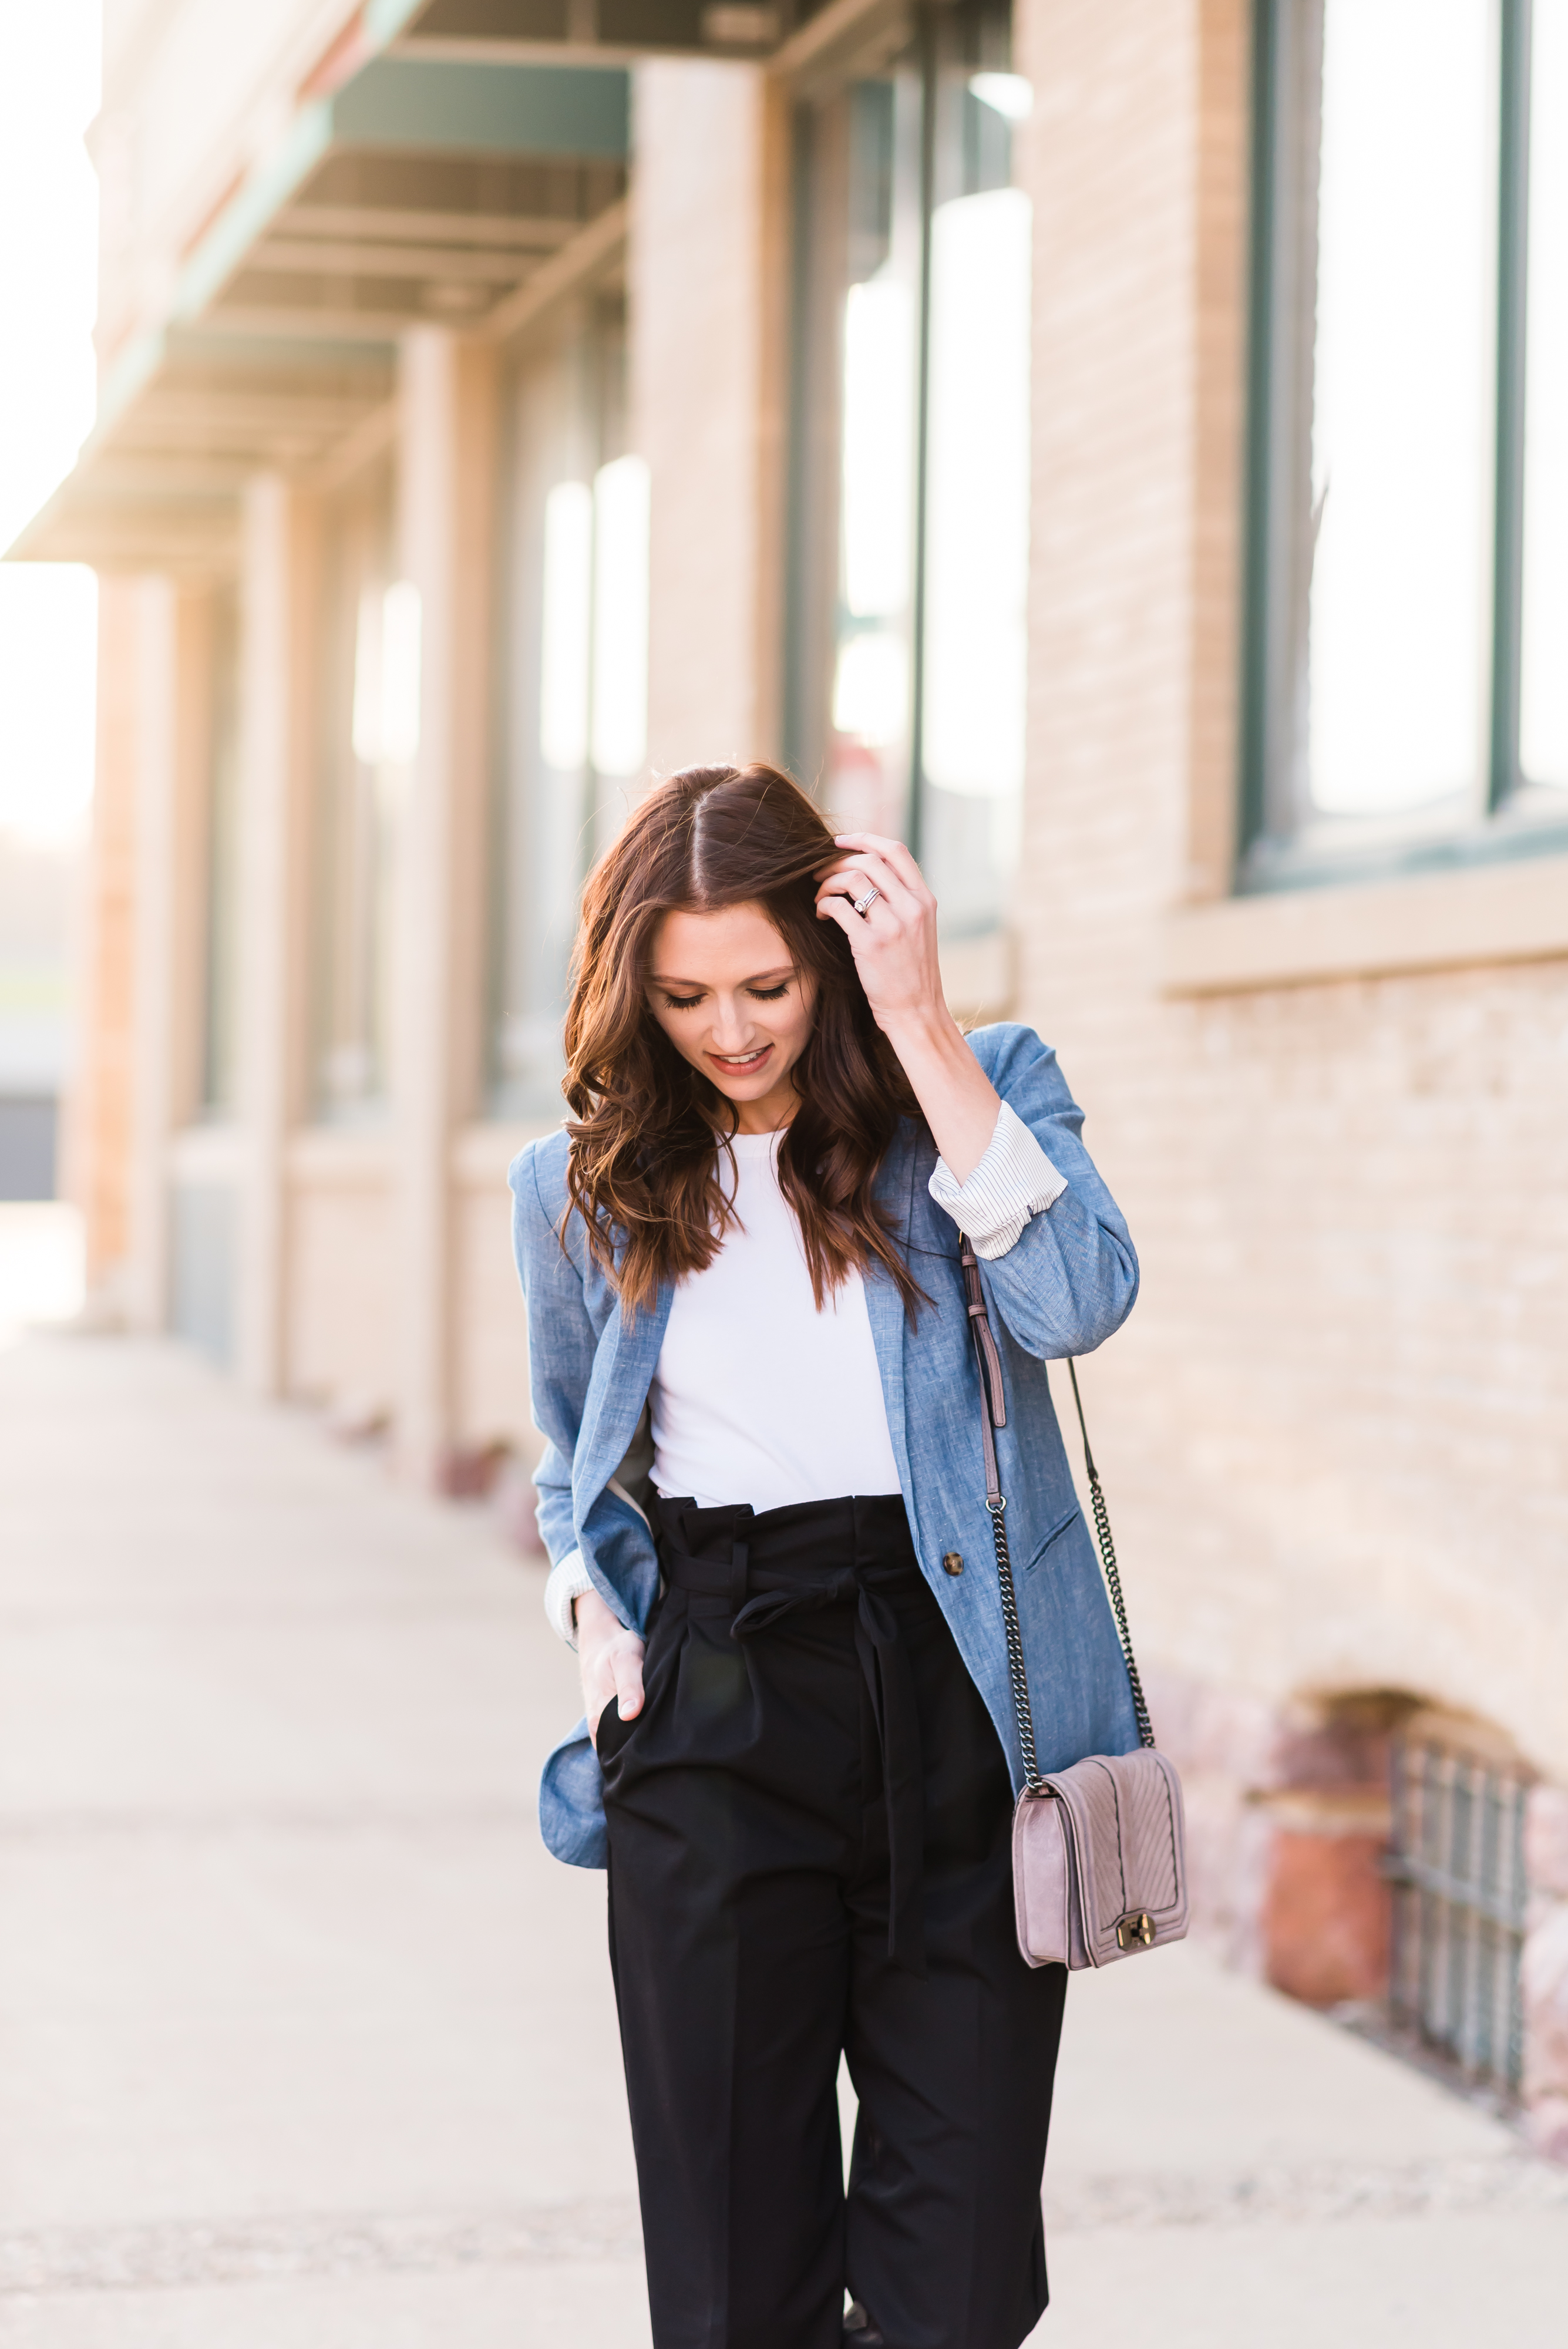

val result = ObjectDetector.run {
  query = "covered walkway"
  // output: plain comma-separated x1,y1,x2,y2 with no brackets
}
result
0,1334,1561,2346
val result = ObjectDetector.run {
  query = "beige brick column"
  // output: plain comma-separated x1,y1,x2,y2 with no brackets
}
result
123,578,180,1332
392,328,499,1485
631,59,786,776
119,581,219,1335
234,476,318,1395
66,578,141,1308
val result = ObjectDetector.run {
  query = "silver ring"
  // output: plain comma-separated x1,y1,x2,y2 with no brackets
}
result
852,886,881,917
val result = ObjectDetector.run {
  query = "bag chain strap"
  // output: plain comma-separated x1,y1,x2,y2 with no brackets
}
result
960,1243,1155,1775
1065,1360,1155,1750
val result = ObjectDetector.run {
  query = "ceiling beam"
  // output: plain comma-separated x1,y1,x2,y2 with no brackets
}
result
391,39,655,67
484,191,627,342
307,398,402,494
284,204,580,248
128,395,385,436
202,304,448,341
254,237,544,281
767,0,904,86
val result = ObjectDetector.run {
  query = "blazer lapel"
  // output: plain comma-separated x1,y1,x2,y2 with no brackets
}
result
864,1125,918,1503
575,1280,673,1525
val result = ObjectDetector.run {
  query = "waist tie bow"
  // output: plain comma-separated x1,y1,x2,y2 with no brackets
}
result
660,1535,927,1974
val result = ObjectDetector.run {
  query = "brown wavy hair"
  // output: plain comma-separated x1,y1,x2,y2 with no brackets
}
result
562,762,924,1318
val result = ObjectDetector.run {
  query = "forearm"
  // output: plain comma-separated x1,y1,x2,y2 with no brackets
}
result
573,1586,622,1645
879,1005,1002,1183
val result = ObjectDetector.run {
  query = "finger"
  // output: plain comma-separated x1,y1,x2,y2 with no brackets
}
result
831,830,904,857
833,832,932,900
814,840,903,881
815,852,917,918
614,1647,646,1719
826,843,923,908
814,866,877,910
815,893,863,944
832,829,924,883
815,877,893,929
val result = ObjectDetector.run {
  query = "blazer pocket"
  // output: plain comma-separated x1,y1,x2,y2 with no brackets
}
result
1021,1502,1081,1574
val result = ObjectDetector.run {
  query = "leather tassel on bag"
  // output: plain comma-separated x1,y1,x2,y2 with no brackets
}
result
960,1242,1189,1970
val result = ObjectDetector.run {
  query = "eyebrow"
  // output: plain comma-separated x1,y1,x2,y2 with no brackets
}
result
648,965,796,990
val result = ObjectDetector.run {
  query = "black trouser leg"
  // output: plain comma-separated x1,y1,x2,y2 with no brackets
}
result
842,1902,1065,2349
599,1496,1067,2349
840,1557,1066,2349
607,1776,852,2349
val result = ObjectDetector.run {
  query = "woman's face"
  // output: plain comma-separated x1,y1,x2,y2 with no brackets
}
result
646,902,818,1133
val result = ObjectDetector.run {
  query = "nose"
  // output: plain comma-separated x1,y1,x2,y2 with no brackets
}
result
709,994,756,1054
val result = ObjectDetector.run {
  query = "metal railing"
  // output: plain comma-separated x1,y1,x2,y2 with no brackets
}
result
1385,1734,1531,2098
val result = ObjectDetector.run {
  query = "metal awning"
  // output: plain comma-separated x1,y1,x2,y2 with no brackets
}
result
379,0,906,80
8,0,904,571
11,334,398,574
381,0,810,63
180,58,628,344
8,55,630,571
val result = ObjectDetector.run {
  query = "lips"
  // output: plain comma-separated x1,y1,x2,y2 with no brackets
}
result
708,1044,772,1075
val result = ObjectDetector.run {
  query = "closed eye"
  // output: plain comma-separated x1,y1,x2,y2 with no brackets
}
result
748,982,790,1001
660,993,706,1011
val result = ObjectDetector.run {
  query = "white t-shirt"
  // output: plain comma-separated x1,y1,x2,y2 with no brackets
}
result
648,1130,901,1512
544,1101,1071,1641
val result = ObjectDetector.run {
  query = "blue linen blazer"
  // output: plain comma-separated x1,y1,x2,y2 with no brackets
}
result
509,1022,1143,1868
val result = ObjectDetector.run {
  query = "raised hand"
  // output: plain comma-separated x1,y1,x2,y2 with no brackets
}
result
813,832,945,1028
815,832,1004,1185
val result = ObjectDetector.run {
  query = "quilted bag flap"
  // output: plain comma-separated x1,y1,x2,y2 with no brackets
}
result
1045,1750,1188,1966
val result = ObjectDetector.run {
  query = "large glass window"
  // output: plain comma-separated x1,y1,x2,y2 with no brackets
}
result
1520,0,1568,789
1244,0,1568,880
786,0,1029,942
489,297,648,1118
311,463,401,1123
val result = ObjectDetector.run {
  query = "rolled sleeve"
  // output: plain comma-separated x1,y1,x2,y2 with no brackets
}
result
928,1099,1068,1261
544,1549,595,1648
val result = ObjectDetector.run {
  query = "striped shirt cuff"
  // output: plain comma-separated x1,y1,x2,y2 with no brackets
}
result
928,1099,1068,1261
544,1550,595,1648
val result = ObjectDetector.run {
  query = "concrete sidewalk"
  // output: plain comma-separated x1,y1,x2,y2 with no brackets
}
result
0,1335,1562,2347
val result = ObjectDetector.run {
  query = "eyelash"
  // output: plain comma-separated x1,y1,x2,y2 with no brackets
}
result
660,982,791,1011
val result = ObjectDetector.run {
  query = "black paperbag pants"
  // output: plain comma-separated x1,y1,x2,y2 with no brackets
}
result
596,1493,1068,2349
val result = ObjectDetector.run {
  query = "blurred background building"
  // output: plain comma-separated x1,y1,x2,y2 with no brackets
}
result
0,830,73,1202
6,0,1568,2151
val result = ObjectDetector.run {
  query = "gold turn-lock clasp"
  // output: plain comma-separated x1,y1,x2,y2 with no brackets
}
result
1115,1911,1156,1951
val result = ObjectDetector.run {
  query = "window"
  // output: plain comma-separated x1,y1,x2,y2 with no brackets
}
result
1520,0,1568,788
488,297,647,1118
1243,0,1568,884
311,465,401,1123
786,0,1029,943
1386,1727,1530,2098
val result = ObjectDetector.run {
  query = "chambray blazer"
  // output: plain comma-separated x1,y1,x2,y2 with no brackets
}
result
509,1022,1143,1869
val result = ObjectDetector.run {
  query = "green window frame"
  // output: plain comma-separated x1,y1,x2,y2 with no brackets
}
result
783,0,1029,944
1240,0,1568,891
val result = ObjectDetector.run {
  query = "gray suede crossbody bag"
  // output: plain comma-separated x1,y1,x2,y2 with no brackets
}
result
960,1242,1189,1969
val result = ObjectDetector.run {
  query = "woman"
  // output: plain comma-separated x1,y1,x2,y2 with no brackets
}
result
510,763,1140,2349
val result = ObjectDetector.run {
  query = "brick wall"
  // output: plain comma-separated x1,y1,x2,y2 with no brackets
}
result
1013,0,1568,2051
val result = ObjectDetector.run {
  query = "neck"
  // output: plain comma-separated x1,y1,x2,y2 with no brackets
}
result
731,1075,800,1136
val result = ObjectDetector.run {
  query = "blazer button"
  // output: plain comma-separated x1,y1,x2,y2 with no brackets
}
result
942,1551,964,1576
